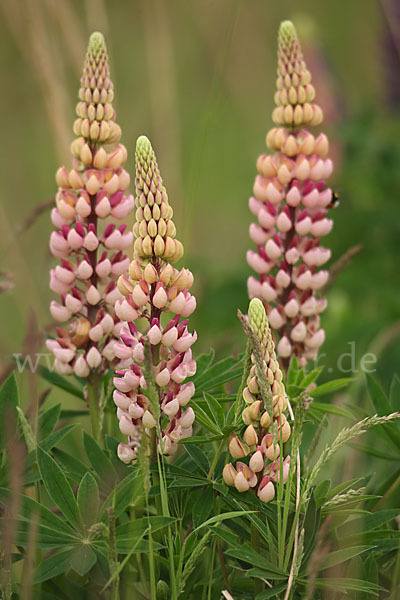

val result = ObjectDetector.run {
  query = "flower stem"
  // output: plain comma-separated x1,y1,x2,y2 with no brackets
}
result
86,375,101,445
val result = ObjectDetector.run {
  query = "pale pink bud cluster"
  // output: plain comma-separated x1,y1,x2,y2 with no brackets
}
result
247,21,333,367
47,33,134,377
223,299,291,502
114,137,196,463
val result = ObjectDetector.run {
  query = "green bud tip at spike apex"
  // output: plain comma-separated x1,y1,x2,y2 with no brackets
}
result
88,31,106,54
136,135,153,158
279,20,298,41
248,298,268,341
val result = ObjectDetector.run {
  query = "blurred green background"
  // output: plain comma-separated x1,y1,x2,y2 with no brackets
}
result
0,0,399,393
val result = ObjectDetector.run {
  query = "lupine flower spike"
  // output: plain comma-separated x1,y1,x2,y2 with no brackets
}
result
47,32,134,377
114,136,196,463
247,21,334,367
223,299,291,502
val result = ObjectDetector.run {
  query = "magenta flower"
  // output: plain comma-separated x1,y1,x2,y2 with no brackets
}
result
114,136,196,463
46,32,134,378
247,21,334,367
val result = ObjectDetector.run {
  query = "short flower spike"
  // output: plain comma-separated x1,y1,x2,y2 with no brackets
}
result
223,299,291,502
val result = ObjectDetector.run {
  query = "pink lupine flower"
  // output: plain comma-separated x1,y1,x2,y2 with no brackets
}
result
114,136,196,463
47,32,134,377
223,299,292,503
247,21,334,367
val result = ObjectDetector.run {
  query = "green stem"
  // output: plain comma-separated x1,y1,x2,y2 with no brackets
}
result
86,375,101,445
207,439,225,480
107,507,120,600
251,521,263,595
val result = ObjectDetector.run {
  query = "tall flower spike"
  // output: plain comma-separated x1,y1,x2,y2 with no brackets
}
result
47,32,135,377
114,136,196,463
247,21,333,367
224,299,291,502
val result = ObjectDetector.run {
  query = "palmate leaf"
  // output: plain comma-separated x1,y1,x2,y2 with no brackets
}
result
37,447,82,531
77,472,100,527
183,443,210,475
191,354,244,394
0,487,76,537
35,548,73,583
192,487,213,528
0,518,78,548
83,431,117,491
70,544,97,576
190,400,223,436
99,469,145,519
225,542,286,575
52,448,89,483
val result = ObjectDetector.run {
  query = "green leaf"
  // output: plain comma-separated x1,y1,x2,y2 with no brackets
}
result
255,583,288,599
115,516,176,541
37,364,84,400
178,435,216,444
247,568,287,582
192,487,213,528
314,479,331,508
83,431,117,490
184,443,210,475
321,546,374,569
367,374,392,415
203,392,225,429
367,374,400,447
389,374,400,412
309,378,354,398
100,470,145,519
338,509,400,537
193,355,243,393
313,577,385,595
169,477,207,490
70,544,97,576
52,448,89,483
77,472,99,527
190,400,222,435
286,355,299,386
0,487,76,537
194,510,256,532
310,401,355,420
39,404,61,440
348,441,400,461
300,366,324,390
225,543,286,574
41,424,77,452
37,447,81,531
34,548,73,583
0,373,18,447
192,350,215,380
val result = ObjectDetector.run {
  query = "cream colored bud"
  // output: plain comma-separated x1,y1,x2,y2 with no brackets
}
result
228,435,249,459
129,260,143,281
143,263,158,284
243,424,258,446
222,463,237,486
